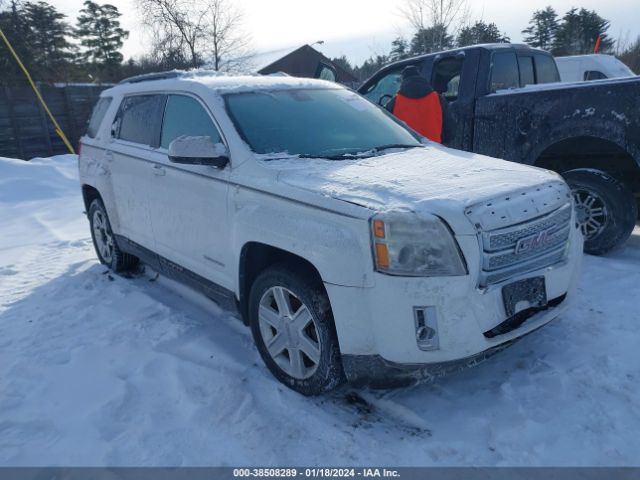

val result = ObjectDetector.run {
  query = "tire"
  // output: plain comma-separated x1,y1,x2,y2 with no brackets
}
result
248,264,345,395
88,198,139,272
563,168,637,255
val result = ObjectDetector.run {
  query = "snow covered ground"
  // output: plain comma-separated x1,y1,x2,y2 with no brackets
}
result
1,155,639,466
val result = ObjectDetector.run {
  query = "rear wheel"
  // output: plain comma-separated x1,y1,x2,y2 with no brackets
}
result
248,264,345,395
88,199,139,272
563,169,637,255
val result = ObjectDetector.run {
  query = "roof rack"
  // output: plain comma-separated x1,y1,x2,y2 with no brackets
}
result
117,71,184,85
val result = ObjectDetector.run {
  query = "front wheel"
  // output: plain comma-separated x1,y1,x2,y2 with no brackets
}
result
563,169,637,255
248,264,345,395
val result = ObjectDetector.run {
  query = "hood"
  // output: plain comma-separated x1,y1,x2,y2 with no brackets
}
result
398,75,434,99
273,145,568,234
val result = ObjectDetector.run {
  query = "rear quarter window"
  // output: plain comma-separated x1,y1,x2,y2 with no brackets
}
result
87,97,112,138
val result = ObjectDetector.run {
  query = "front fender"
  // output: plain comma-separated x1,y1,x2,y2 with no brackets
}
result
229,186,375,291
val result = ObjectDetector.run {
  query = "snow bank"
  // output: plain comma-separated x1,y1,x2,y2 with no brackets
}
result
1,155,640,466
0,155,78,203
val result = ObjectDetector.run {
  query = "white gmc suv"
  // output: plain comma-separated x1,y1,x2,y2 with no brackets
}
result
79,71,583,395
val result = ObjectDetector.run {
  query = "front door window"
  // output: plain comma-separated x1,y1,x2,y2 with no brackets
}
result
160,95,222,149
362,70,403,107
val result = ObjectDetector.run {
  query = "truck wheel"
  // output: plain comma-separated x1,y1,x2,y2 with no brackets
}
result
248,264,345,395
563,169,637,255
88,199,139,272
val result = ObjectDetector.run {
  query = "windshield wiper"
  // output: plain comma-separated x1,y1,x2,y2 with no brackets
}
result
299,152,371,160
297,144,421,161
372,144,422,152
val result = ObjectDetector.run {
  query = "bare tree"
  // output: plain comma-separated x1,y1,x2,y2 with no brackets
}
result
137,0,249,71
138,0,208,68
206,0,250,71
400,0,469,52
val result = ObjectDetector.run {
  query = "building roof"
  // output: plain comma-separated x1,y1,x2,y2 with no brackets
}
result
241,46,303,73
236,44,358,84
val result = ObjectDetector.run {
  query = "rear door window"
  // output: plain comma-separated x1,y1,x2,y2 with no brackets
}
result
490,52,520,92
160,95,222,149
87,97,112,138
432,56,464,100
534,54,560,84
116,95,166,146
518,56,535,87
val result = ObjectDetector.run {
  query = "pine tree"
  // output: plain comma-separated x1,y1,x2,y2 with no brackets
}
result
0,0,33,84
522,6,558,51
457,21,509,47
331,55,354,76
618,36,640,74
410,25,454,55
75,0,128,81
553,8,614,56
389,37,409,62
353,55,389,82
22,1,75,81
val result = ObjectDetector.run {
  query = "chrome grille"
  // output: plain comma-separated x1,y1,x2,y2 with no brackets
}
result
485,206,572,252
479,203,572,288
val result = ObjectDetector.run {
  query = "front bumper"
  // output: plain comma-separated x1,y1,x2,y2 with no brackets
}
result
342,331,531,388
325,225,582,384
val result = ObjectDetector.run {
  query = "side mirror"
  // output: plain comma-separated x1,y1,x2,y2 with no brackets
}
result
168,136,229,169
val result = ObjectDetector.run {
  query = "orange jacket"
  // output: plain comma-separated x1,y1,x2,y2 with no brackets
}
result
392,91,443,144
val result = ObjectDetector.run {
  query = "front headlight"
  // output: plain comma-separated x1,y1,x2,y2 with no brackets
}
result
370,212,467,277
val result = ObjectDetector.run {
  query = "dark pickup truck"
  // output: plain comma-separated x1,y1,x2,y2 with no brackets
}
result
359,43,640,254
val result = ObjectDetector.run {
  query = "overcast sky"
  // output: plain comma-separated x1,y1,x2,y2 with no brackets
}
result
47,0,640,64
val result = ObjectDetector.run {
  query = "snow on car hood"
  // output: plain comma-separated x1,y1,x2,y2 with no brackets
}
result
272,145,565,234
275,145,559,208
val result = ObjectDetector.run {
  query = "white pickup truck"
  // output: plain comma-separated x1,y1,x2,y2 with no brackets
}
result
78,72,583,395
556,54,636,82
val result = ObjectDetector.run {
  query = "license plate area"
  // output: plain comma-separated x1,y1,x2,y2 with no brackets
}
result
502,276,547,318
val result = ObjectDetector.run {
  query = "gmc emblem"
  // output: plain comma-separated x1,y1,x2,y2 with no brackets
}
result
515,227,556,254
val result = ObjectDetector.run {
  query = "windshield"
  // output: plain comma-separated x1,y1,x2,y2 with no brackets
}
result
224,88,421,159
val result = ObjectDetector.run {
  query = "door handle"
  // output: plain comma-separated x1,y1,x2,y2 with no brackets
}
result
153,164,166,176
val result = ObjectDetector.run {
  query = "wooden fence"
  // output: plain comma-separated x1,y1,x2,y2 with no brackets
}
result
0,84,109,160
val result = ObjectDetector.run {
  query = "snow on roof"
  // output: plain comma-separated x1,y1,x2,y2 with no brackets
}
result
104,70,337,96
194,74,335,93
556,53,616,61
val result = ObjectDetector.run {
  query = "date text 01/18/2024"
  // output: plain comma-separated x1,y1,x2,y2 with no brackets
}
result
232,468,401,478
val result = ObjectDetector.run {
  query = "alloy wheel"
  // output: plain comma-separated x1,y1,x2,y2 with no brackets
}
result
573,188,609,240
92,209,115,264
258,286,322,380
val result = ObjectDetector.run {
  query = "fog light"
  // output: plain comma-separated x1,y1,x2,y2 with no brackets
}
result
414,307,439,351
